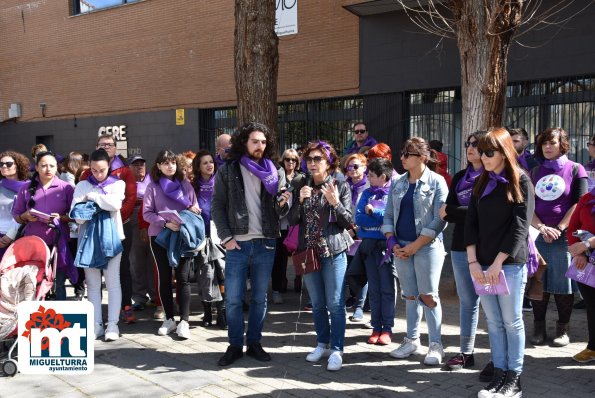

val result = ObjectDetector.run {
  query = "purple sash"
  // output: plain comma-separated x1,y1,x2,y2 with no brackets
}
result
481,170,509,199
159,177,192,207
239,156,279,196
348,175,368,207
0,178,28,194
456,166,482,206
88,174,120,194
541,155,568,172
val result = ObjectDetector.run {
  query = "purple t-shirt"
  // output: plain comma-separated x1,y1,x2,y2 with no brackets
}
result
142,179,198,237
11,176,74,245
532,160,587,226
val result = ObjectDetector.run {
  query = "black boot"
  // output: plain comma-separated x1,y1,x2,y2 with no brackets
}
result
202,301,212,327
216,300,227,330
494,370,522,397
530,320,546,345
478,367,506,398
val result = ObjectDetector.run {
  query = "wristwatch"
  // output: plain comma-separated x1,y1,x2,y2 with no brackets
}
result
584,240,591,250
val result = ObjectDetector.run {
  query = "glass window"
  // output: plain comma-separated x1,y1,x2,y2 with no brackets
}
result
74,0,140,15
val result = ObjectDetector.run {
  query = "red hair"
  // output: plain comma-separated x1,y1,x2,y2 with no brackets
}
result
368,143,392,161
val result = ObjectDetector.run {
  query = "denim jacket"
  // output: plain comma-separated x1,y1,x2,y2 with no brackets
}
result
381,167,448,240
155,210,206,268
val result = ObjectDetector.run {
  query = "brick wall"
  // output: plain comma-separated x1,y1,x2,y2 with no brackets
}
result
0,0,359,121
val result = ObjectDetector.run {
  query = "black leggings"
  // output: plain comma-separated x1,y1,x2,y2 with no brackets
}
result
532,292,574,324
578,282,595,350
150,237,192,322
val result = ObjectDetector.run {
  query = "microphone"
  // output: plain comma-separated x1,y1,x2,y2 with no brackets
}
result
303,173,312,206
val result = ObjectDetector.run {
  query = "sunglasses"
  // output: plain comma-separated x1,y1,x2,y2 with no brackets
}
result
0,161,15,168
465,141,479,148
354,129,367,135
400,151,421,159
284,158,298,163
305,156,324,164
346,164,363,171
479,149,497,158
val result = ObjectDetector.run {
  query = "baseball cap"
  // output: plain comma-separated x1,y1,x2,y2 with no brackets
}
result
128,155,146,165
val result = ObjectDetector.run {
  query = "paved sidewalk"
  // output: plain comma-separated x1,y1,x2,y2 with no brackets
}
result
1,283,594,397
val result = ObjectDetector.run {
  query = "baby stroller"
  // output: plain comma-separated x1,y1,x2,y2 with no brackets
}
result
0,235,57,376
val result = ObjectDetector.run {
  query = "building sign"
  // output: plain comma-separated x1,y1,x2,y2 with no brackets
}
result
98,125,128,158
275,0,298,37
176,109,185,126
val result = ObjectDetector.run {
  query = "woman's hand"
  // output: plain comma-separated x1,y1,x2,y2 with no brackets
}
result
299,186,313,204
574,254,588,270
395,242,418,259
278,189,292,208
165,221,181,232
485,262,503,286
541,226,560,242
320,181,340,207
20,210,38,223
187,205,201,215
439,204,447,220
568,241,588,257
469,261,484,284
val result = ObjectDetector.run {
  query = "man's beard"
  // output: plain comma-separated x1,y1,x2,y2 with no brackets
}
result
249,150,264,160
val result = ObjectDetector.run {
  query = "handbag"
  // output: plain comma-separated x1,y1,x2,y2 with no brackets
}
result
292,248,321,276
525,252,547,300
283,225,299,253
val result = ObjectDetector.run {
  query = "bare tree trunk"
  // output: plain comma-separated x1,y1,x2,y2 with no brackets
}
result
234,0,279,133
451,0,523,166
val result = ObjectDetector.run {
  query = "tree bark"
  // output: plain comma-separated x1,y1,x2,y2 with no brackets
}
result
234,0,279,133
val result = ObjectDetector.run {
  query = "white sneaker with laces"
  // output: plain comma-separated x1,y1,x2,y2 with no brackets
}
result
104,323,120,342
327,351,343,371
389,337,423,359
94,323,104,339
306,345,331,362
154,306,165,320
158,318,177,336
272,291,284,304
424,342,444,365
176,320,190,339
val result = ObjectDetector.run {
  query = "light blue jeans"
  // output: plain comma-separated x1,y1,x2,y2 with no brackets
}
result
451,250,480,353
304,252,347,352
225,238,276,347
479,263,527,373
394,238,445,344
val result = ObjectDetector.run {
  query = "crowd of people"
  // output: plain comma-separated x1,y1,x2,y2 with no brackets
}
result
1,122,594,398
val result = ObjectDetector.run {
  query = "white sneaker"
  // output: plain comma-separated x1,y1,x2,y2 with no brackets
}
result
272,291,283,304
306,345,331,362
104,323,120,342
176,320,190,339
94,323,104,339
389,337,423,359
153,306,165,320
424,342,444,365
327,351,343,371
158,318,177,336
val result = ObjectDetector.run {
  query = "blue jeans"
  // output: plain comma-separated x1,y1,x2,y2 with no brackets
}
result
362,239,396,331
394,238,445,344
225,238,276,347
451,250,480,353
479,264,527,373
304,252,347,352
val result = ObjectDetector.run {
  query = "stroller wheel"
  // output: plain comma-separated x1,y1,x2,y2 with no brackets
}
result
2,359,18,377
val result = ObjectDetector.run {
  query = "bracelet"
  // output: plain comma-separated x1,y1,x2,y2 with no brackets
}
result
468,260,479,265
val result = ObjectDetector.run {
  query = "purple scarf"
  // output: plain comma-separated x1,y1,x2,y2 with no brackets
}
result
586,159,595,172
110,155,126,171
0,178,28,194
481,170,509,199
159,177,192,207
196,174,215,203
346,136,377,154
517,150,530,171
348,175,368,206
456,166,483,206
541,155,568,172
88,174,120,194
215,154,226,168
368,182,390,200
239,156,279,196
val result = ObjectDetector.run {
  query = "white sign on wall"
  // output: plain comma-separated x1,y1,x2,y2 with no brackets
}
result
275,0,298,37
98,125,128,158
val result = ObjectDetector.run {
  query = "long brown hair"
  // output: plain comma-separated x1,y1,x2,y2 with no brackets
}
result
402,137,439,172
473,127,524,203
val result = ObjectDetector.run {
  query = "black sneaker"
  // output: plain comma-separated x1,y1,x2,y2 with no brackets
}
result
522,297,532,312
493,370,522,398
479,360,495,382
217,345,243,366
246,342,271,362
442,353,475,371
478,367,506,398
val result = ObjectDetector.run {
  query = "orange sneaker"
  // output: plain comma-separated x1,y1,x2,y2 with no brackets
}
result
377,331,392,345
368,331,381,344
120,305,137,324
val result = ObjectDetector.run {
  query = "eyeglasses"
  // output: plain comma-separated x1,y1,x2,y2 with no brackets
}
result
98,143,116,149
0,161,15,168
464,141,479,148
346,164,363,171
400,151,421,159
284,158,298,163
305,156,324,164
354,129,367,135
479,149,497,158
